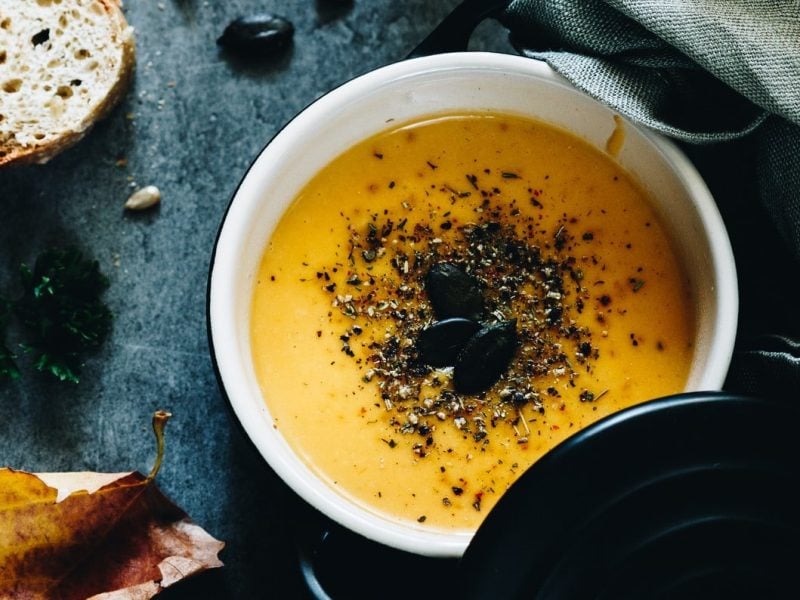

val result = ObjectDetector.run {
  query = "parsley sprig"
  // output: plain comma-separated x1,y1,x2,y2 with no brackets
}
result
0,247,112,384
0,296,20,381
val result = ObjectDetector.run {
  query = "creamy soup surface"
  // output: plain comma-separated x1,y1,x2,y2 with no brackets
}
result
251,113,694,531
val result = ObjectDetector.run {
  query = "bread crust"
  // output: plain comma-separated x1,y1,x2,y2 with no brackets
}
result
0,0,136,168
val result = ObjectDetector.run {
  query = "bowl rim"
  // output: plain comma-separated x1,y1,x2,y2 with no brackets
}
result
207,51,738,557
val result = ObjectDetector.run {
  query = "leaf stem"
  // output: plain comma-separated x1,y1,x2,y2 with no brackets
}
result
148,410,172,481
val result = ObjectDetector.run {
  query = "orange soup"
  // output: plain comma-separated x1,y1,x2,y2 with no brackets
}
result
251,113,694,531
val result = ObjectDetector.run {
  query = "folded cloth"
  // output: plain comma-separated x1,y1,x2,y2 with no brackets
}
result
499,0,800,396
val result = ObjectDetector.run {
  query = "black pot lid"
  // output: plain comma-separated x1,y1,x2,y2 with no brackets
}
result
460,391,800,600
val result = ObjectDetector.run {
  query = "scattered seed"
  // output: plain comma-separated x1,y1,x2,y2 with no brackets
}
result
217,14,294,56
425,262,483,320
453,320,518,394
124,185,161,211
417,318,481,367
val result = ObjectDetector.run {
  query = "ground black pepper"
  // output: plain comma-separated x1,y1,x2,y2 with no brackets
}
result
318,164,600,451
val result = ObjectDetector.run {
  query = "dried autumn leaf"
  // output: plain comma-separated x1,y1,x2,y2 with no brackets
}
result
0,411,224,599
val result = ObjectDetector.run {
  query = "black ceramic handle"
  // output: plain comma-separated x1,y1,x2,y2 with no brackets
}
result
407,0,511,59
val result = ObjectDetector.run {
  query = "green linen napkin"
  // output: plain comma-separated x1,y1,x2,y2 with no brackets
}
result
499,0,800,396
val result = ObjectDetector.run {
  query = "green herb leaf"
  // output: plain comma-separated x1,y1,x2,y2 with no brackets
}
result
630,278,645,292
0,297,21,381
15,247,112,384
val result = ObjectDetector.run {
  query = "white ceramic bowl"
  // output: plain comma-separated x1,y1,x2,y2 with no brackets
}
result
208,52,738,558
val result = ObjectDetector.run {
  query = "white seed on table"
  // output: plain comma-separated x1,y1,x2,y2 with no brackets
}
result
125,185,161,210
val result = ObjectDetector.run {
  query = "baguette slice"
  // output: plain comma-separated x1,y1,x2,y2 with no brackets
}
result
0,0,135,167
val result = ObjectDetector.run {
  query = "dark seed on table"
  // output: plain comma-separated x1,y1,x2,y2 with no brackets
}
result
217,14,294,55
425,262,484,320
454,320,518,394
417,318,481,367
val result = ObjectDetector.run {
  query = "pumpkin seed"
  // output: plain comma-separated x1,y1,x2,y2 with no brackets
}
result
124,186,161,211
453,320,518,394
425,262,484,320
217,14,294,56
417,318,481,367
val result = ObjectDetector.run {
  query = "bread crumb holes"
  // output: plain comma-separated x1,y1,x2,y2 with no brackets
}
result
2,80,22,93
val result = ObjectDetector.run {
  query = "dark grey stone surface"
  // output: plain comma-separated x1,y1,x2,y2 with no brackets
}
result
0,1,513,597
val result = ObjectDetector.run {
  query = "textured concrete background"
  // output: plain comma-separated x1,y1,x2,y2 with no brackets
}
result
0,1,513,597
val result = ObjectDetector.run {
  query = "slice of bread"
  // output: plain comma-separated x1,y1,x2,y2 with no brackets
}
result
0,0,135,167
